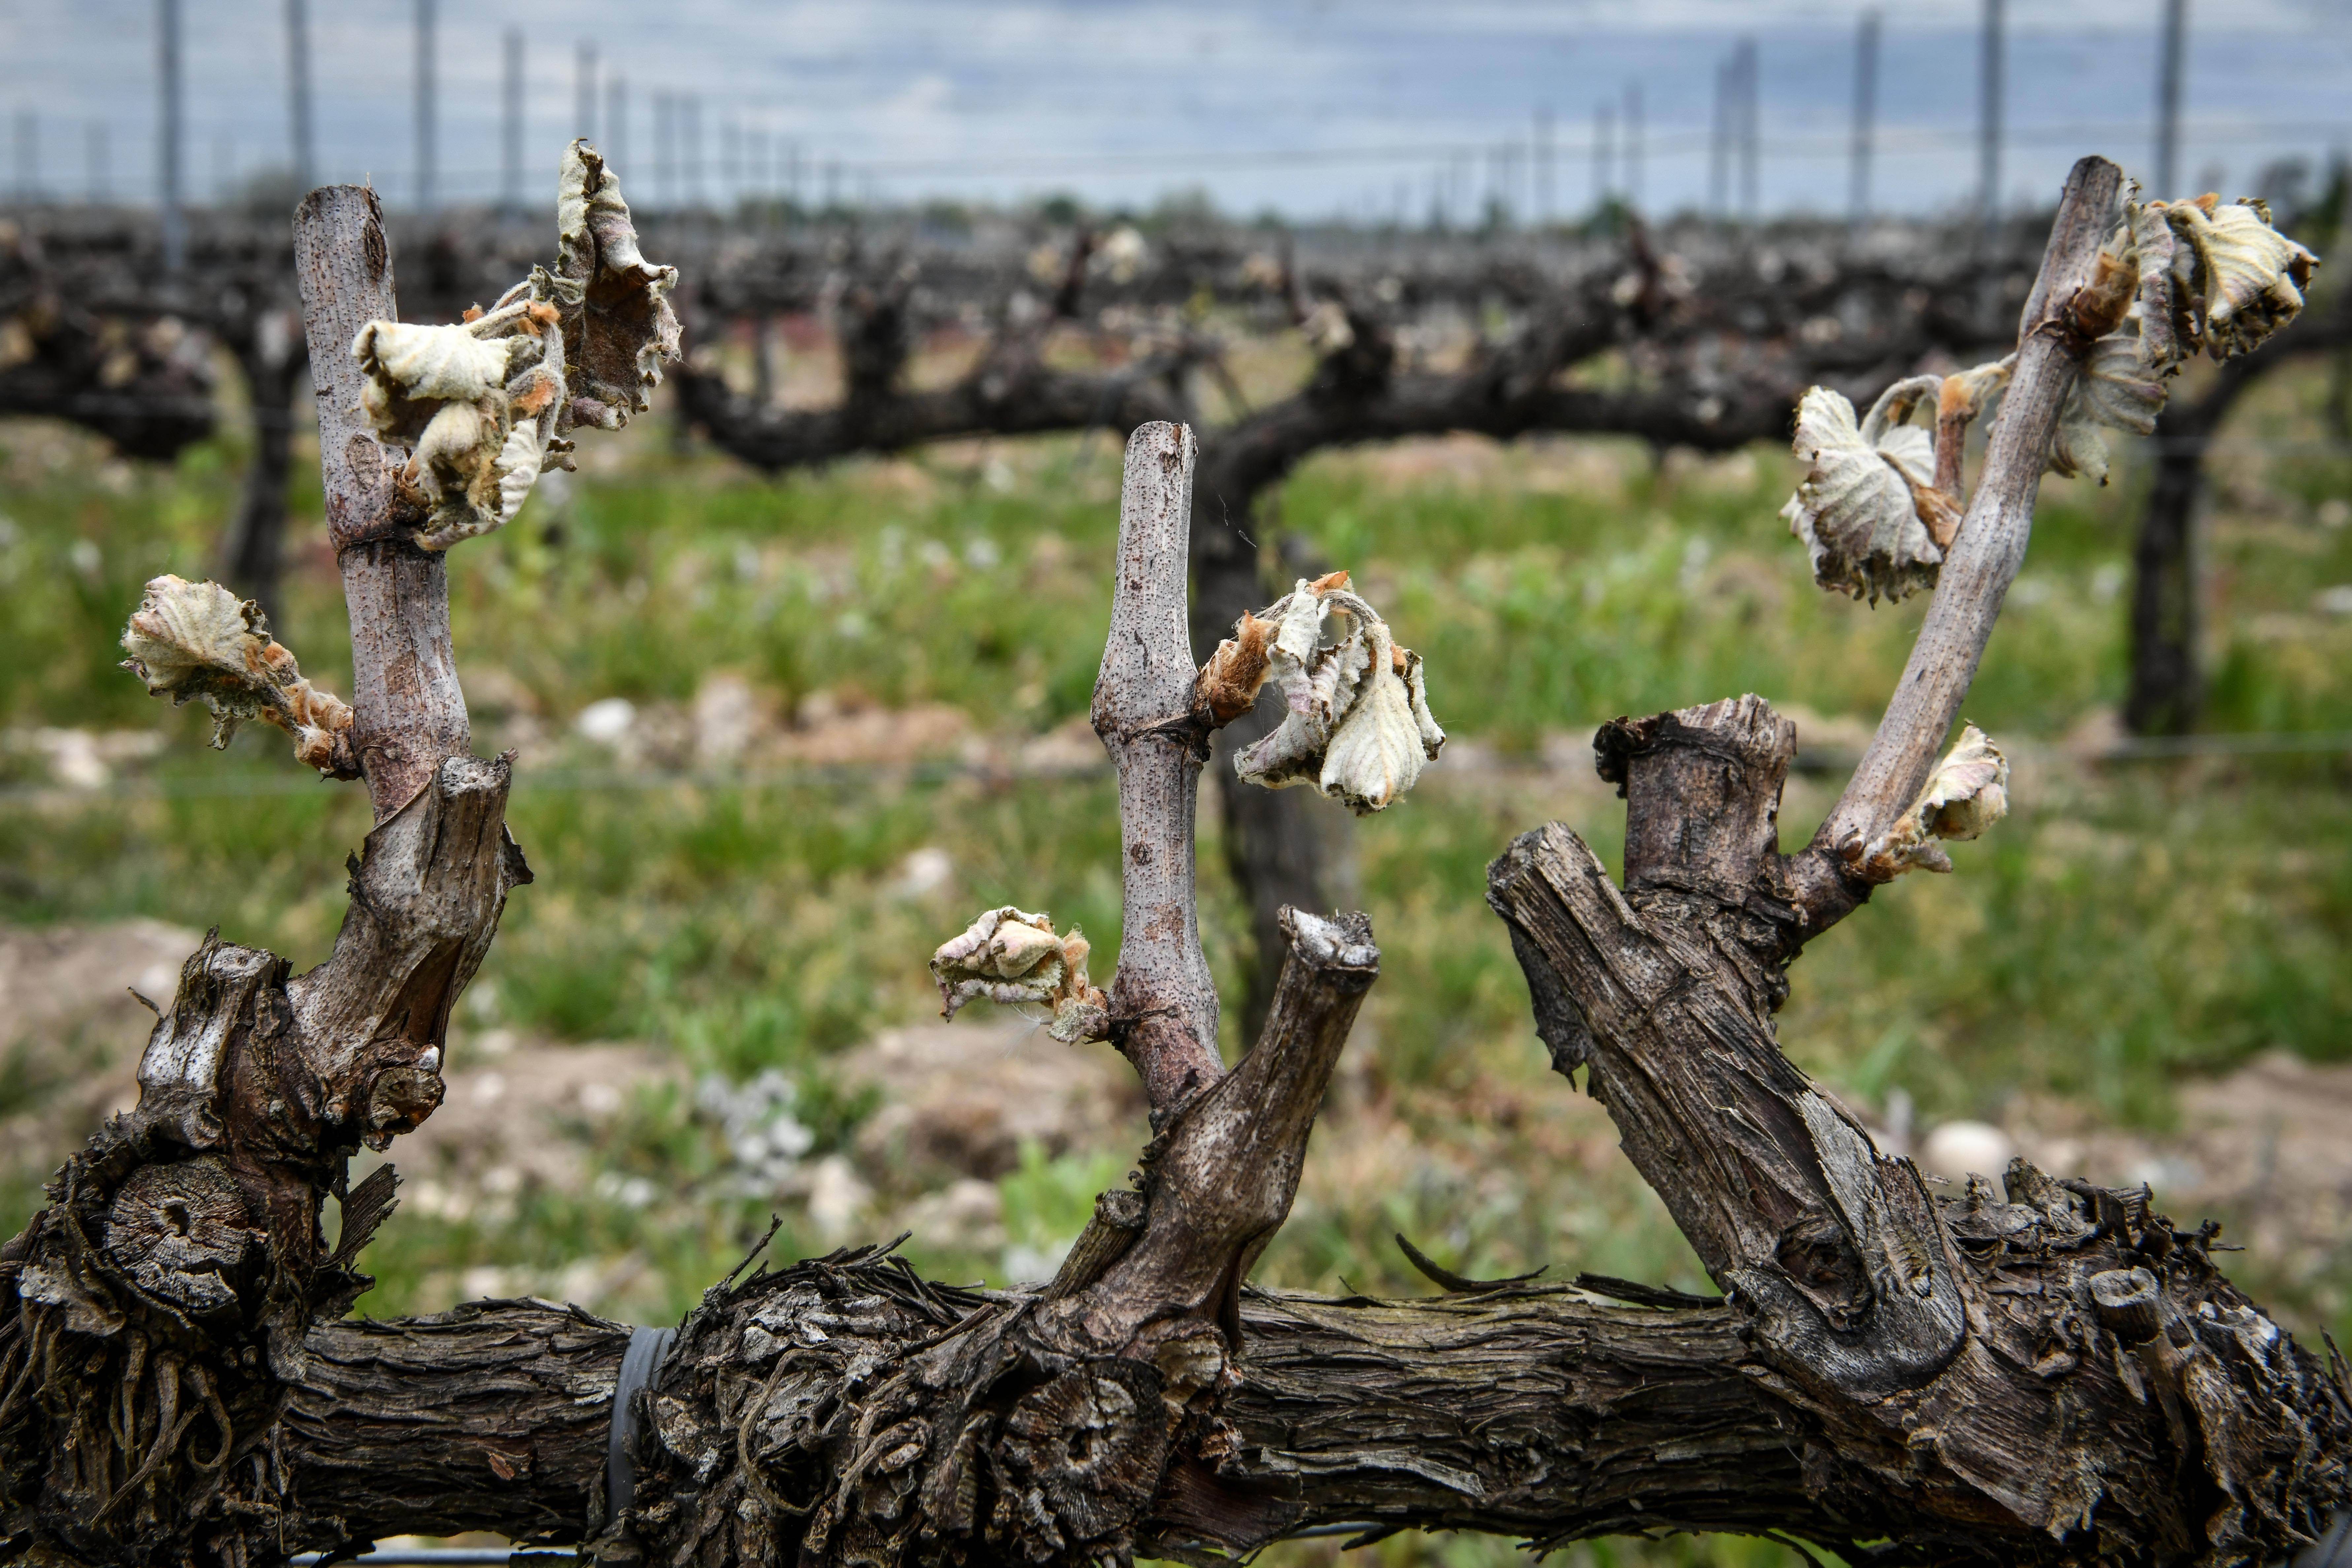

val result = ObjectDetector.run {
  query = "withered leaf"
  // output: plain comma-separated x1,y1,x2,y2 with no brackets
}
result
930,906,1108,1044
120,575,356,774
1229,576,1445,814
1780,378,1954,605
549,140,682,431
1855,724,2010,880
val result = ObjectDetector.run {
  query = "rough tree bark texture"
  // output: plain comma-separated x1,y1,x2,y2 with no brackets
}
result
0,186,527,1567
6,164,2350,1568
1490,716,2349,1564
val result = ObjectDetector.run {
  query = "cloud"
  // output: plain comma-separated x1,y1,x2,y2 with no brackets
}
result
7,0,2347,216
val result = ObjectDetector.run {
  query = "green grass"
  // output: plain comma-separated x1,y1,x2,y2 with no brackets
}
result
4,362,2350,1566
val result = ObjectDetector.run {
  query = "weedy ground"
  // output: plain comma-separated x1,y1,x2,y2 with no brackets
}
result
2,349,2349,1568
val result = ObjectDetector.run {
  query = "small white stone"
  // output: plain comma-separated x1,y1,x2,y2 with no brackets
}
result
1919,1120,2015,1184
461,1265,511,1300
805,1154,872,1242
889,846,955,900
575,697,636,744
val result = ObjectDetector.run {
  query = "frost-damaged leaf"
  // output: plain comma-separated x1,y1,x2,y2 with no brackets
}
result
2048,329,2168,486
1941,357,2013,426
1195,609,1272,724
1780,378,1958,605
550,138,681,431
351,290,568,549
120,575,357,776
1854,724,2009,880
931,906,1109,1045
1229,571,1446,815
345,137,679,551
2123,196,2188,369
2161,195,2320,362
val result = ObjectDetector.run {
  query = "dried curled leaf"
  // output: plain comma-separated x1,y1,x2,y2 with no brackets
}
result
346,138,678,550
1195,609,1272,724
353,291,568,549
2048,328,2168,486
2162,195,2319,362
2123,197,2187,368
550,139,681,430
930,906,1108,1045
356,321,514,409
1230,573,1445,814
119,575,357,775
1941,357,2013,425
1854,724,2009,880
1781,379,1957,605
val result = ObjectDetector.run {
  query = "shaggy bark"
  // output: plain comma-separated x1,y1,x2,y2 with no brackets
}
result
6,163,2349,1568
283,1302,630,1549
0,185,524,1568
269,1264,1858,1559
1489,737,2350,1564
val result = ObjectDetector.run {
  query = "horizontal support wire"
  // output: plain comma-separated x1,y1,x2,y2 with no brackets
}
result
288,1552,575,1567
10,115,2346,201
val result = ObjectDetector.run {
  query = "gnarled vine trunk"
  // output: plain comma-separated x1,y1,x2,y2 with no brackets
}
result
2,156,2347,1568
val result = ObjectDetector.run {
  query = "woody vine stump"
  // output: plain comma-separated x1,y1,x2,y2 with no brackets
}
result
0,153,2345,1568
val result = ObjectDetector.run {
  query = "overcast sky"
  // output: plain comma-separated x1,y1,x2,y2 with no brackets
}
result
5,0,2351,220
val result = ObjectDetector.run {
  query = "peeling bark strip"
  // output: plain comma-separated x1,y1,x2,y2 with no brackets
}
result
9,161,2352,1568
285,1301,632,1545
328,1261,1866,1562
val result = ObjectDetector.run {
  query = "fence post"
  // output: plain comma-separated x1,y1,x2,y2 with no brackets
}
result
1850,10,1880,231
158,0,184,269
